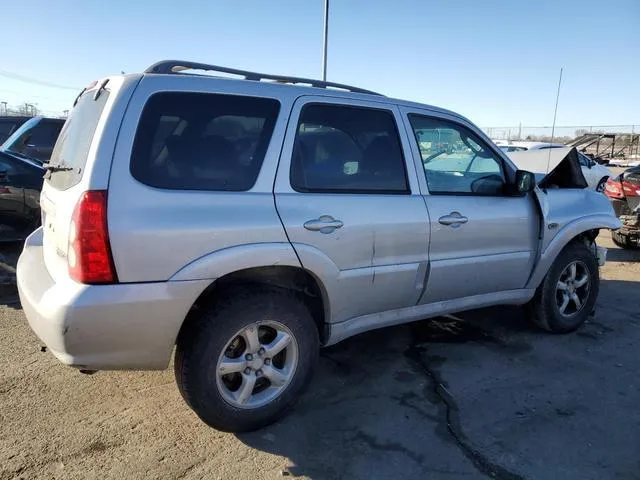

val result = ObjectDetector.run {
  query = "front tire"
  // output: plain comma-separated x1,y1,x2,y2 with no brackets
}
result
529,242,599,333
175,287,319,432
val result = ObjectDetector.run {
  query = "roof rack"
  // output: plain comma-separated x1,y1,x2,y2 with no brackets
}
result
144,60,382,96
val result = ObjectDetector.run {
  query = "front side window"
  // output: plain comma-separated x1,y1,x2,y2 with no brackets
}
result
409,115,506,195
131,92,280,191
290,104,409,193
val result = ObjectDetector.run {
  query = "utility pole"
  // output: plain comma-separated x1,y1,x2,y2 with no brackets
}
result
0,101,6,115
322,0,329,80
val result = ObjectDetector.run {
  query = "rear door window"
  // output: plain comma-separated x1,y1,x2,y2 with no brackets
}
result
130,92,280,191
290,104,409,193
46,91,110,190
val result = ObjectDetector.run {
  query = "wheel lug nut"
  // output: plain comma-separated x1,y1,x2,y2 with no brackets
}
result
256,369,263,377
244,367,251,374
245,353,253,361
264,358,271,365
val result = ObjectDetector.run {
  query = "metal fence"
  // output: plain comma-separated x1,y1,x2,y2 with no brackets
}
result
483,125,637,142
483,125,639,161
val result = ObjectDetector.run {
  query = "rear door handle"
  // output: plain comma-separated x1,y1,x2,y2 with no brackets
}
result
304,215,344,234
438,212,468,227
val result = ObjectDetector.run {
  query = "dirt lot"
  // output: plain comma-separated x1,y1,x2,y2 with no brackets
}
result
1,233,638,480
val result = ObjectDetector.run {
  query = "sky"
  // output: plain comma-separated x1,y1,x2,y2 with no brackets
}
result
1,0,638,129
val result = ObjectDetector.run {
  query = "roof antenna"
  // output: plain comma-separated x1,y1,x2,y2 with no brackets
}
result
546,67,563,174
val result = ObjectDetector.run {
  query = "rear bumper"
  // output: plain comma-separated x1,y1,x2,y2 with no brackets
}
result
17,228,209,370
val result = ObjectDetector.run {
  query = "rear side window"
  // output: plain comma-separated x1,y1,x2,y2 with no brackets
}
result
130,92,280,191
290,104,409,193
47,91,110,190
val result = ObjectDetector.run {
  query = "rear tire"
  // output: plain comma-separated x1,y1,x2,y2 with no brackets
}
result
528,242,599,333
175,287,319,432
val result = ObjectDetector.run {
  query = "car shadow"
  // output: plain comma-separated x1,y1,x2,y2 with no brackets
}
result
606,243,640,263
235,307,537,479
235,278,638,479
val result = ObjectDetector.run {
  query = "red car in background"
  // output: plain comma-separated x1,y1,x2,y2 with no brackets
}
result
604,165,640,248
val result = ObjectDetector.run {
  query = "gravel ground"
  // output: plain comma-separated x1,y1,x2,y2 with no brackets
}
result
0,233,638,480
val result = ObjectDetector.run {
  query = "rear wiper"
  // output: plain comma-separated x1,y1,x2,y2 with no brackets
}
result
43,163,73,172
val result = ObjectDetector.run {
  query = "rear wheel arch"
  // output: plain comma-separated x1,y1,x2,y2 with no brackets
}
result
177,265,330,346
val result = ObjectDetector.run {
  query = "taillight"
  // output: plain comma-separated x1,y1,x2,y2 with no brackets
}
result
604,178,623,199
621,180,640,197
68,190,117,284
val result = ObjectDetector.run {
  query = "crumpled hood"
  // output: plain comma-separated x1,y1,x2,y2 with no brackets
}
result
507,147,588,189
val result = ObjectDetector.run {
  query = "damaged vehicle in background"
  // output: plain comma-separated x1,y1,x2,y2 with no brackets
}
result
504,144,612,192
16,61,621,432
604,165,640,249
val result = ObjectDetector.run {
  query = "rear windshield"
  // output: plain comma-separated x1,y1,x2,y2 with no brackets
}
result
46,89,110,190
130,92,280,191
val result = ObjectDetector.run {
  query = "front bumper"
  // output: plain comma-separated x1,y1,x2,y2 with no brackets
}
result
17,228,209,370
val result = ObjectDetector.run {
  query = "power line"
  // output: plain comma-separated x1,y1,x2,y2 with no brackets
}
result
0,69,80,91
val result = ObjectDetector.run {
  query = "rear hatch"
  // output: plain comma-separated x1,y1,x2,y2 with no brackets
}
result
40,81,114,282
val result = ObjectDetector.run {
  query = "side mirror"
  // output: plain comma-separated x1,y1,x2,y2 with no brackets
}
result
515,170,536,194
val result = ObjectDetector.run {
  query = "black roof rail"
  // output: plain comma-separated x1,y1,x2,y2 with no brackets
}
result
144,60,382,96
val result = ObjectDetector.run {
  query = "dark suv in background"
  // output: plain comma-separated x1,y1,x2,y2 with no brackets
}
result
0,116,31,144
0,116,65,164
0,116,65,241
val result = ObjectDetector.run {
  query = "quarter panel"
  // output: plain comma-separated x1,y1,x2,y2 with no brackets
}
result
108,190,288,282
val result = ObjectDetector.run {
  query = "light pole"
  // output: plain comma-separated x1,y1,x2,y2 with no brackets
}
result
322,0,329,81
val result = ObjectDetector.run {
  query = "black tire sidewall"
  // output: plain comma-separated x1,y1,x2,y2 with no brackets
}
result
537,242,599,332
175,288,319,432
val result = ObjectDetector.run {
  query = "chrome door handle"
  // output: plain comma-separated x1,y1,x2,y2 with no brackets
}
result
304,215,344,233
438,212,468,227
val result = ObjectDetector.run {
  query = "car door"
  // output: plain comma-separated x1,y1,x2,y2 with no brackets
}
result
400,108,539,304
274,97,430,324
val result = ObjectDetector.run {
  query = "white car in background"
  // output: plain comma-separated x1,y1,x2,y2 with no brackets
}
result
499,141,612,192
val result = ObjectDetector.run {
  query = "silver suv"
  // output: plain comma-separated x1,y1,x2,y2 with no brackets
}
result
17,61,620,432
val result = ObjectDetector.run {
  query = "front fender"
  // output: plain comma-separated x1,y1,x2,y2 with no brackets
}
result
526,214,621,289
